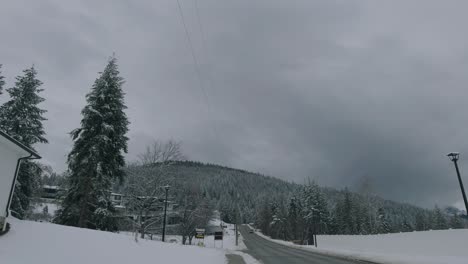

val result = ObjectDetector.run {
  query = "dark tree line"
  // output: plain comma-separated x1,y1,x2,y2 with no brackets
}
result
256,183,467,242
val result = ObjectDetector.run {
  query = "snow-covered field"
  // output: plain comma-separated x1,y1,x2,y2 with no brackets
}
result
252,226,468,264
0,218,226,264
120,220,259,263
122,223,244,250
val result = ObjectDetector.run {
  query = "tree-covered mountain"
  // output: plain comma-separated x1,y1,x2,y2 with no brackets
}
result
163,161,466,238
166,161,298,224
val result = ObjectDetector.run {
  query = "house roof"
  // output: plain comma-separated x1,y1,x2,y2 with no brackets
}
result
0,130,41,159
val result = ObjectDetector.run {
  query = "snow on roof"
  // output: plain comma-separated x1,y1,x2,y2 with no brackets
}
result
0,130,41,159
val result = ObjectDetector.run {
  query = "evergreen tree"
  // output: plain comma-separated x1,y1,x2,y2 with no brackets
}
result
328,211,339,235
0,64,5,95
288,195,301,240
415,211,428,231
56,57,129,230
354,200,370,234
270,198,290,240
257,198,273,236
377,208,392,233
449,214,464,229
335,188,355,234
401,218,413,232
0,66,47,218
432,205,448,230
300,181,330,238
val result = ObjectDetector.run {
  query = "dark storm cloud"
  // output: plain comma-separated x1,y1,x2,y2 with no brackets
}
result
1,0,467,208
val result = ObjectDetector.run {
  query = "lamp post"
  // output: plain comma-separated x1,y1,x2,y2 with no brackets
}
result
447,152,468,216
235,193,241,246
162,185,170,242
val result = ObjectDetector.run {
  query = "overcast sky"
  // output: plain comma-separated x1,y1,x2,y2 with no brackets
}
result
2,0,468,208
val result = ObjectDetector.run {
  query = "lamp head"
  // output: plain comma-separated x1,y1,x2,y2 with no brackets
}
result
447,152,460,162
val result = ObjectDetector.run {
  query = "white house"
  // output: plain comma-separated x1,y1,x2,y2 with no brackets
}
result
0,130,40,233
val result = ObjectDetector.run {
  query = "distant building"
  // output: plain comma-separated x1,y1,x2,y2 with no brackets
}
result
206,225,223,235
108,192,182,232
110,193,124,207
41,185,65,199
36,183,182,232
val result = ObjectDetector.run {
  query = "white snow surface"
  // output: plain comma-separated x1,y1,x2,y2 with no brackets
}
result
121,220,257,263
1,218,226,264
251,226,468,264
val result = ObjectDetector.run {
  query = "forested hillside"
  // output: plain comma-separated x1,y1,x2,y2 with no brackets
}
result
166,161,297,224
166,161,466,239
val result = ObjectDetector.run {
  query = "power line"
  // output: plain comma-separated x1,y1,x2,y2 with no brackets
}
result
176,0,211,110
175,0,219,139
194,0,207,51
194,0,217,103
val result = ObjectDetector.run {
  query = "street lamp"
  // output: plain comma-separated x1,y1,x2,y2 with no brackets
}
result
447,152,468,216
162,185,170,242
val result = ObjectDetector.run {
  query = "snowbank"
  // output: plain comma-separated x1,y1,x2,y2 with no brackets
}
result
253,226,468,264
0,219,226,264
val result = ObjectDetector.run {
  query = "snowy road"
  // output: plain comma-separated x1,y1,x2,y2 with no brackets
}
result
239,226,372,264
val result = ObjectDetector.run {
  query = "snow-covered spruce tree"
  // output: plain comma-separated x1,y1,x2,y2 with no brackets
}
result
56,57,129,230
301,181,330,236
335,188,355,234
0,66,47,218
449,214,464,229
288,195,303,240
432,205,448,230
377,207,392,233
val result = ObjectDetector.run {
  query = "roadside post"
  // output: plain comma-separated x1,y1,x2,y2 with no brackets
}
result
195,228,205,247
214,231,223,248
162,185,170,242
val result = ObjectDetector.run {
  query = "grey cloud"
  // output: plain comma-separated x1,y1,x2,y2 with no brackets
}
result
1,0,468,208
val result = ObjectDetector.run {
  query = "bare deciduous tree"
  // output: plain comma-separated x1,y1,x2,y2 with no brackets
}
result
138,140,185,166
178,184,213,245
123,140,185,241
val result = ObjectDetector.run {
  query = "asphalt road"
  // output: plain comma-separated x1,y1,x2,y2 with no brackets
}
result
239,226,370,264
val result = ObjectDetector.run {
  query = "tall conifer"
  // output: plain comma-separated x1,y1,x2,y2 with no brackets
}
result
0,66,47,218
56,57,129,230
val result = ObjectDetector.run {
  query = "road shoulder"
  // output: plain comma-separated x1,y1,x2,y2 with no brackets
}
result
227,254,246,264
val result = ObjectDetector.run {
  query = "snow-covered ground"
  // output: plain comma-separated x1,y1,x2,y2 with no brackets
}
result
120,219,259,263
0,218,226,264
251,225,468,264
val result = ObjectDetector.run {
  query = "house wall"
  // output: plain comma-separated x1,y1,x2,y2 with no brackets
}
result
0,140,24,224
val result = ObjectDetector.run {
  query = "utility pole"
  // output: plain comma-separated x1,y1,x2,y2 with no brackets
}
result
235,193,240,246
235,223,238,246
448,153,468,216
162,185,170,242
